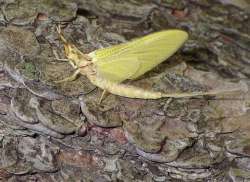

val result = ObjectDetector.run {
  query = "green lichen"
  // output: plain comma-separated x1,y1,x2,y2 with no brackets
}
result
22,62,39,81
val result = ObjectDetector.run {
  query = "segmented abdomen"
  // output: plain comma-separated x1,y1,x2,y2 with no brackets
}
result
87,74,232,99
87,75,163,99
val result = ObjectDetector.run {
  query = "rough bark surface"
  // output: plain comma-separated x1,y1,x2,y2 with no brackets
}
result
0,0,250,181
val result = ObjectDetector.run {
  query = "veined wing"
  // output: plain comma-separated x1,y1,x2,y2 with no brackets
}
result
88,30,188,83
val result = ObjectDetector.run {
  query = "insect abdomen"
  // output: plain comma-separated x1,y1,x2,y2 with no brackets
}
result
88,75,163,99
88,74,240,99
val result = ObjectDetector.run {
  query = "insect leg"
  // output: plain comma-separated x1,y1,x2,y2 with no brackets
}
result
78,62,93,69
98,90,107,104
54,69,80,83
56,25,68,44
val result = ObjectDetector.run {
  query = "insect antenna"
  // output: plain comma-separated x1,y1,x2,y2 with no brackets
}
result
56,25,68,44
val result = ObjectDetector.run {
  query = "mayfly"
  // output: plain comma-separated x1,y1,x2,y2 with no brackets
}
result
55,26,239,102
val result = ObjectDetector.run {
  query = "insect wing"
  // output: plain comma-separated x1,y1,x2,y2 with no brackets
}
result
88,41,140,83
88,30,188,83
94,56,141,82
